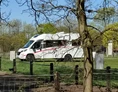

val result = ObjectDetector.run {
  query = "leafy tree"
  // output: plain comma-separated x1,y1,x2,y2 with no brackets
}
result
94,7,115,20
56,25,71,33
0,34,11,52
10,32,28,50
0,32,28,52
103,23,118,49
23,23,36,39
88,28,101,46
0,19,36,52
37,23,57,34
94,7,116,29
8,19,22,34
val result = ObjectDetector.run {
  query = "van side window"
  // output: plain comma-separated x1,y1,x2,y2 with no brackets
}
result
44,40,67,48
72,40,81,46
32,41,41,49
45,41,53,47
58,40,66,46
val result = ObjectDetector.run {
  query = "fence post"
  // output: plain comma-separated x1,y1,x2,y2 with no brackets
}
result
30,59,33,75
54,72,60,92
0,57,1,70
13,59,16,73
75,65,79,85
50,63,54,82
106,66,111,92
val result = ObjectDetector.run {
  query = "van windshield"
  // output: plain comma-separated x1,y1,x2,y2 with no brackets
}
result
23,40,34,48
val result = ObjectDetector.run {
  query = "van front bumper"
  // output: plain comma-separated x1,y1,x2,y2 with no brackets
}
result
17,52,27,59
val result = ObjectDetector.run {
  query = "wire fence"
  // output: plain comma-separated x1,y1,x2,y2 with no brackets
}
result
0,75,54,92
0,68,118,92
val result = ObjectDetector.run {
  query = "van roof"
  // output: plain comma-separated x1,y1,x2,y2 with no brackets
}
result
30,32,80,41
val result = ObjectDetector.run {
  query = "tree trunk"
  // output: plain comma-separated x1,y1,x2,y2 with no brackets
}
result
76,0,93,92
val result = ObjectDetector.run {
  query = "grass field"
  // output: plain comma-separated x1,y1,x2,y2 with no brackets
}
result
104,57,118,68
0,57,118,74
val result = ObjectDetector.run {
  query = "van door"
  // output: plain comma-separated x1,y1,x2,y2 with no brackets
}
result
41,40,56,59
31,40,42,59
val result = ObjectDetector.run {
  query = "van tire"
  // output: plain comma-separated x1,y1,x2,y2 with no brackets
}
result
64,54,72,62
26,54,35,62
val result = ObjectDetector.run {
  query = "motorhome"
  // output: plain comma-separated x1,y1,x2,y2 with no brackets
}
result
17,32,84,61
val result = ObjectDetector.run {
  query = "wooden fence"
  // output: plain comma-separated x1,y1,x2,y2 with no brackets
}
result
0,57,118,92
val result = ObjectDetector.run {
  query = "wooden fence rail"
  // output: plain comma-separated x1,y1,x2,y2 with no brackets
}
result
0,57,118,92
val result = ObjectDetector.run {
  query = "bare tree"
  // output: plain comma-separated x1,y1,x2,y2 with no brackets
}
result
77,1,93,92
15,0,118,92
15,0,95,92
0,0,11,25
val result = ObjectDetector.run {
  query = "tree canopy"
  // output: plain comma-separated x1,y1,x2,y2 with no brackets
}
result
103,23,118,49
37,23,57,34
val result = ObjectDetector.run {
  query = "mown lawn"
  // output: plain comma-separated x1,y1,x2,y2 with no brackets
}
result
0,57,118,74
104,57,118,68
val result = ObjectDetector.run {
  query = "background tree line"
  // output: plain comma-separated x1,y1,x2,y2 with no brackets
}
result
0,16,81,53
0,19,36,52
0,19,118,53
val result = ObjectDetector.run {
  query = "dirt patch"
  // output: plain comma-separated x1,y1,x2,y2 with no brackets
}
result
0,71,11,75
32,85,118,92
0,71,117,92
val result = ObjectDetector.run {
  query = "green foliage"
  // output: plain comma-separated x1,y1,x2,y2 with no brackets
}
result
88,28,99,38
94,7,115,20
0,20,36,52
0,32,28,52
23,23,37,39
37,23,57,34
56,26,70,33
103,23,118,48
0,34,11,52
10,33,28,50
87,28,103,52
94,7,116,28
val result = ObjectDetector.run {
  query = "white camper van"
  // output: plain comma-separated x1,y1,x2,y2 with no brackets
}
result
17,32,84,61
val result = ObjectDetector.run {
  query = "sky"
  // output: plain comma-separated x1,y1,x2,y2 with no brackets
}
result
1,0,35,24
1,0,102,25
1,0,67,25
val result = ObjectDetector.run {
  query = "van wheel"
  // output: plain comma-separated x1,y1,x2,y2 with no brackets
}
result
64,54,72,62
26,54,35,62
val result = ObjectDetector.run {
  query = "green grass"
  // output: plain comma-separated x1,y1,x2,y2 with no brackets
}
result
104,57,118,68
1,57,118,74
